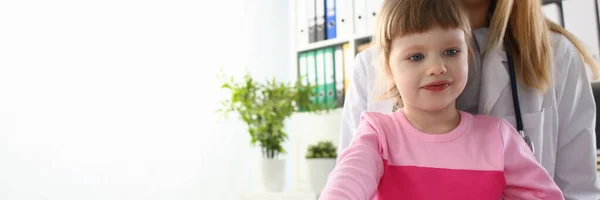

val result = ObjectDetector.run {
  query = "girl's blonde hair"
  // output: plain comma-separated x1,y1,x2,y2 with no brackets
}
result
372,0,474,107
489,0,599,92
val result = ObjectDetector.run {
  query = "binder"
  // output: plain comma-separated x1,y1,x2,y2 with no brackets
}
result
315,49,326,105
316,0,327,41
353,0,368,36
296,0,309,46
366,0,383,35
335,0,351,39
308,0,317,43
325,0,336,40
342,43,353,94
324,47,337,108
306,51,318,105
334,46,345,107
298,52,309,111
298,52,309,86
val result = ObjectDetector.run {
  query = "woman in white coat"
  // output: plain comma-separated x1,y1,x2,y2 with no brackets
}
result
338,0,600,199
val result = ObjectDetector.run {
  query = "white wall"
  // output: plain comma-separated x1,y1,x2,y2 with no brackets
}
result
563,0,600,57
0,0,290,200
543,3,564,25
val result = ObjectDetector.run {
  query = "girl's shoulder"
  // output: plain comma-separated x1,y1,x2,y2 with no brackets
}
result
358,111,404,134
359,111,398,126
467,112,513,132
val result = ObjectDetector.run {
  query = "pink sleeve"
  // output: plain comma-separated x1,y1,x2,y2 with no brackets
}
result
319,113,384,200
500,119,564,199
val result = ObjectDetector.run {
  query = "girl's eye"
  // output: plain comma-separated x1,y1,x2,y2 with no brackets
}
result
409,54,424,61
444,48,460,56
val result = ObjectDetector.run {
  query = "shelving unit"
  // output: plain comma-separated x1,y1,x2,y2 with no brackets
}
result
296,37,350,53
287,0,378,193
296,34,373,52
289,0,377,84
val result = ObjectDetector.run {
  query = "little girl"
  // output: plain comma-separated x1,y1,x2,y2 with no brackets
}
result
319,0,563,199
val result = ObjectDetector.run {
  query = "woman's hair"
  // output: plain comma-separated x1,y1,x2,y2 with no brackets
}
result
372,0,474,107
486,0,598,92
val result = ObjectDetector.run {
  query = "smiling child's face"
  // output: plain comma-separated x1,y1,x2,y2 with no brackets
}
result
388,27,469,111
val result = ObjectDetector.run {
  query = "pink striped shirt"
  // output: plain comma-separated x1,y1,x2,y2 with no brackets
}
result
320,110,563,200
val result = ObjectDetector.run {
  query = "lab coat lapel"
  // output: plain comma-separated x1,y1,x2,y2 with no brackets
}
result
478,45,510,115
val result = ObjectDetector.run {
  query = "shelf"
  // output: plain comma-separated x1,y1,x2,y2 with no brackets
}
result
296,37,350,53
295,34,376,53
354,34,372,42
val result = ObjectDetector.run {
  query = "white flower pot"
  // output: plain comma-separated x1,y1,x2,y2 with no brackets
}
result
259,158,286,192
306,158,337,194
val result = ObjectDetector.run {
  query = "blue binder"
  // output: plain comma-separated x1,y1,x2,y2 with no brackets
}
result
325,0,336,39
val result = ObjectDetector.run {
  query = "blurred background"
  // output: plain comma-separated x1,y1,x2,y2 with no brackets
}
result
0,0,599,200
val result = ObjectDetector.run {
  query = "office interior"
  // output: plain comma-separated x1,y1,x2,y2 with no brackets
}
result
1,0,600,199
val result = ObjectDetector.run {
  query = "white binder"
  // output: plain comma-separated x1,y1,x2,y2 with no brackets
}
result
366,0,383,36
335,0,351,39
296,0,309,46
353,0,367,36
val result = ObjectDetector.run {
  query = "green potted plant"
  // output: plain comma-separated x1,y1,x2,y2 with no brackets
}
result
218,69,330,192
305,141,338,194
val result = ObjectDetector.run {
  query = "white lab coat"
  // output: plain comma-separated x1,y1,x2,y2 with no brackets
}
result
338,31,600,199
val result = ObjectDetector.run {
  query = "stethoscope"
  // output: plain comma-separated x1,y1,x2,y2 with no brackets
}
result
488,1,534,154
505,40,535,155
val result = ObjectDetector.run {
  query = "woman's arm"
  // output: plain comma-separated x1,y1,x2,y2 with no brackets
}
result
499,119,564,199
338,50,370,154
321,113,384,200
553,36,600,200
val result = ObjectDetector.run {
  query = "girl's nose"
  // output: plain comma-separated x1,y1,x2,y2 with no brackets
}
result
426,61,447,76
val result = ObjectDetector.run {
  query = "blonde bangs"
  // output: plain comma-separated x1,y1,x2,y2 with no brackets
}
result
381,0,470,40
